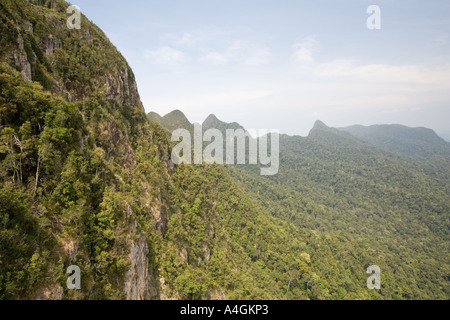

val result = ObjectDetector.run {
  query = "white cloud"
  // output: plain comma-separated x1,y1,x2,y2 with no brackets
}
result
178,33,195,45
244,47,270,66
144,46,186,65
200,41,270,66
201,51,230,65
313,59,450,88
291,36,318,64
169,33,196,45
160,32,198,46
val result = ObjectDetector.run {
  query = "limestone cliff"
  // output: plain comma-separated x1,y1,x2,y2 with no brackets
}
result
0,0,167,300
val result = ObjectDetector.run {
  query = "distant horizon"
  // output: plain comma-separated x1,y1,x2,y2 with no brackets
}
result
73,0,450,139
149,108,450,142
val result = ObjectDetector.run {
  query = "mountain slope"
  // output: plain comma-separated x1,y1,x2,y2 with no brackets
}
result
147,111,162,125
230,121,450,299
0,0,172,299
154,112,450,299
339,124,450,157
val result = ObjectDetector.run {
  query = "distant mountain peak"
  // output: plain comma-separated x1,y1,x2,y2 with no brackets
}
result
163,109,188,120
312,120,329,130
309,120,334,136
203,114,222,127
307,120,369,148
146,109,193,132
147,112,162,124
204,113,219,122
203,114,245,132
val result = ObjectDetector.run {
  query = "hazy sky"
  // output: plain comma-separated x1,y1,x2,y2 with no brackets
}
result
73,0,450,137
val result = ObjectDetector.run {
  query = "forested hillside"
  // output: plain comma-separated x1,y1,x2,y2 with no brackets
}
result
230,122,450,299
150,111,450,299
0,0,448,300
339,124,450,157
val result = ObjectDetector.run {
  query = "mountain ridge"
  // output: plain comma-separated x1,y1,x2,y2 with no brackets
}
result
339,124,450,157
149,110,449,158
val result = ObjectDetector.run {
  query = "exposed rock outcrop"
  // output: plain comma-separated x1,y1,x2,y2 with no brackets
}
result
13,30,32,82
45,35,62,55
123,236,151,300
103,67,142,109
24,20,33,33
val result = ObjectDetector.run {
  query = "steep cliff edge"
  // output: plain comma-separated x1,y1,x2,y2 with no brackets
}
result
0,0,172,299
0,0,142,107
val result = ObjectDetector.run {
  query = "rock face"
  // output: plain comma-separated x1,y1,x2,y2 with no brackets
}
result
45,35,62,55
103,67,143,109
14,31,32,82
1,1,143,109
24,20,33,33
123,236,151,300
1,0,166,301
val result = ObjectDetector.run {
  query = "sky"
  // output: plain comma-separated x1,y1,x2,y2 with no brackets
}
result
72,0,450,138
